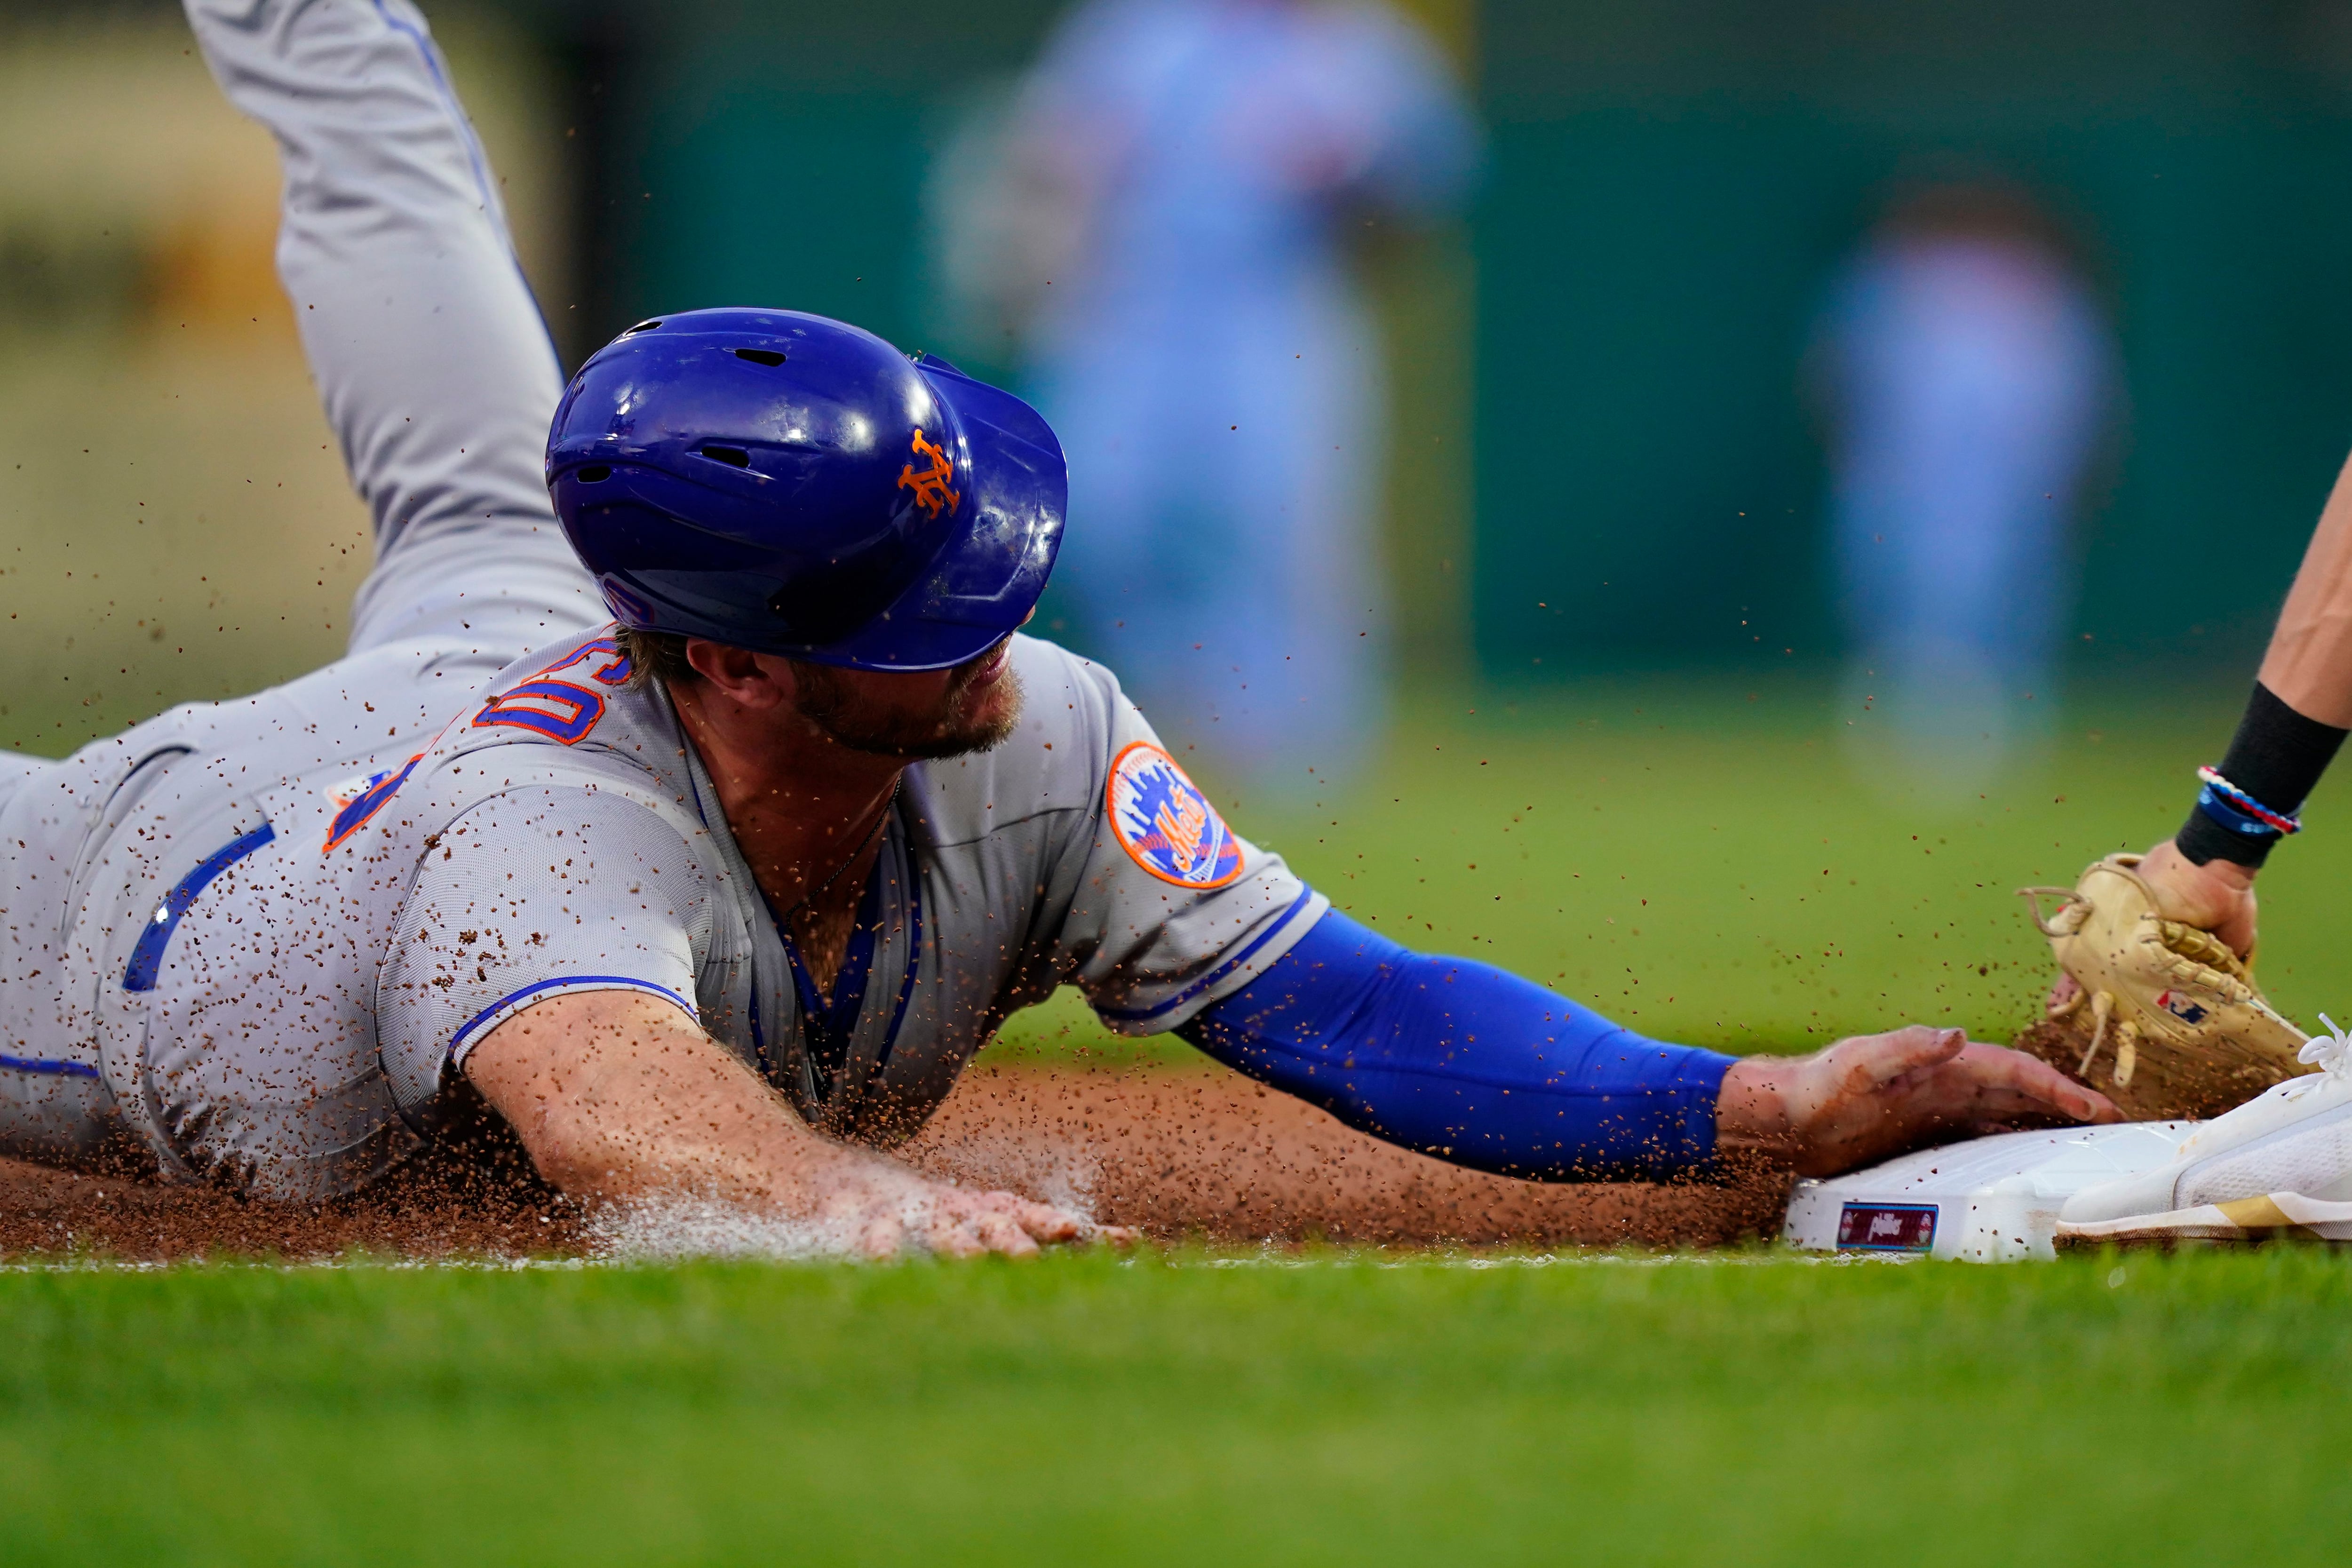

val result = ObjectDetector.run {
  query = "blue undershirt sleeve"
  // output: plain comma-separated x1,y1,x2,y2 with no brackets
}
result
1176,907,1736,1183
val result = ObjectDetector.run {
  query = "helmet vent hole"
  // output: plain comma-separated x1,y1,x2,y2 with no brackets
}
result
575,464,612,483
624,318,663,334
733,348,786,366
699,445,751,468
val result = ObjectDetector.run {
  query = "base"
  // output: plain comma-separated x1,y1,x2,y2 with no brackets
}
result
1782,1121,2197,1262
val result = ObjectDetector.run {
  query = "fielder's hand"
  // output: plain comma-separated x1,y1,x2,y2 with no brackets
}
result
2114,839,2259,958
1716,1026,2120,1177
2018,851,2305,1119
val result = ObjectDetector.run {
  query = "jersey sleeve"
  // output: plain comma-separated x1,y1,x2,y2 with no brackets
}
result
376,787,715,1096
1053,673,1328,1034
1180,910,1735,1183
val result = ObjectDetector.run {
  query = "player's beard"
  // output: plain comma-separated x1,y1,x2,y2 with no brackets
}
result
789,645,1025,761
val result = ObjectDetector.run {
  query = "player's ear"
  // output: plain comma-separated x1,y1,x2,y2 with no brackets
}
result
683,638,787,708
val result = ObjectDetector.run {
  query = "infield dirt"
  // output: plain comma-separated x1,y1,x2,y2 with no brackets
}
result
0,1060,1793,1261
2010,1014,2303,1121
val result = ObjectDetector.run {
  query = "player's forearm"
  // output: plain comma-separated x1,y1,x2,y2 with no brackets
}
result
462,990,891,1212
461,990,1110,1257
2158,448,2352,874
2261,448,2352,728
1176,910,1734,1182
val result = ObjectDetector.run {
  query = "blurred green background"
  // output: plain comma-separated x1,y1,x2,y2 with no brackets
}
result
1478,0,2352,671
14,1,2352,708
7,0,2352,1047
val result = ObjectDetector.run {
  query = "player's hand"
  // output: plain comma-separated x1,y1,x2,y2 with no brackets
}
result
819,1166,1137,1258
467,992,1136,1259
1716,1026,2122,1178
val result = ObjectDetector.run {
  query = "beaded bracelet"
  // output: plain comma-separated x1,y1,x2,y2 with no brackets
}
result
2195,765,2302,837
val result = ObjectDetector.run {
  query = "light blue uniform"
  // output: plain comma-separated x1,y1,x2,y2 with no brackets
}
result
1818,228,2116,790
1016,0,1475,796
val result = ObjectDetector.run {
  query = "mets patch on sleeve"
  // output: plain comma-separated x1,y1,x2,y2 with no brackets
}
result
1107,741,1243,889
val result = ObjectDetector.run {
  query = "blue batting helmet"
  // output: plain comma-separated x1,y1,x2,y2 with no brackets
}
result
545,308,1065,672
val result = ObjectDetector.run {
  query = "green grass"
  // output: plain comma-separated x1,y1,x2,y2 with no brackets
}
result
0,1247,2344,1565
1002,667,2352,1060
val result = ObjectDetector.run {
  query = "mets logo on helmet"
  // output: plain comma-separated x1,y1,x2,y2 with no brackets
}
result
1107,741,1243,889
898,428,960,521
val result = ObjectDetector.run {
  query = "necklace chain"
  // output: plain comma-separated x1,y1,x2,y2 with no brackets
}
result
788,777,901,917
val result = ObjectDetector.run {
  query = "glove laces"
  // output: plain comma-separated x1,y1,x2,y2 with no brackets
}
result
2303,1014,2352,1078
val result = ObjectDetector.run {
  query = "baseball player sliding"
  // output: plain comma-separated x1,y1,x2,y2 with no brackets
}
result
2029,408,2352,1243
0,0,2113,1257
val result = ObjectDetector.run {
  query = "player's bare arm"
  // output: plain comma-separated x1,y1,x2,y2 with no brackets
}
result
2253,447,2352,728
2124,445,2352,947
465,992,1103,1257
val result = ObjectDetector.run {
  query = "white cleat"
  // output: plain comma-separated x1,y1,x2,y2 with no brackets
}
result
2056,1014,2352,1247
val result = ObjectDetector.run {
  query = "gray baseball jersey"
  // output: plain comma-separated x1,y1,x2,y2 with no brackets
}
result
108,626,1317,1198
0,0,1323,1199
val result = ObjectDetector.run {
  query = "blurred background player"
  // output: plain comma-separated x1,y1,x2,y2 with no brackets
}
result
980,0,1477,802
1811,179,2118,803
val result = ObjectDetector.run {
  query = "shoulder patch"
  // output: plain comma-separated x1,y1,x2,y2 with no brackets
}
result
323,753,422,853
1107,741,1242,890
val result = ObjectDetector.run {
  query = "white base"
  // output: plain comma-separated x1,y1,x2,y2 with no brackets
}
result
1782,1122,2198,1262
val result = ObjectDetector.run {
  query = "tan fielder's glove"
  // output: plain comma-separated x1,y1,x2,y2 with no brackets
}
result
2016,853,2311,1120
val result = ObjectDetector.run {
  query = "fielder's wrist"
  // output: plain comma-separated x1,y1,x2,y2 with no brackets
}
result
2177,681,2346,868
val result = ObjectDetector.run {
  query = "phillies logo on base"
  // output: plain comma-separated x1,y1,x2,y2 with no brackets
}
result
1836,1202,1937,1252
1108,741,1242,889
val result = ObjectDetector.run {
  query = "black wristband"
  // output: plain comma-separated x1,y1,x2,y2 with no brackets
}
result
2176,681,2348,868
